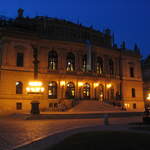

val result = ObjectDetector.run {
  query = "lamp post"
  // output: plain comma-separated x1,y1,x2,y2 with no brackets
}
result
26,45,44,115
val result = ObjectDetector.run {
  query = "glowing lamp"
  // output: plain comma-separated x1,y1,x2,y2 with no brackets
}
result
78,82,83,87
100,94,103,97
26,81,44,94
124,103,130,108
94,83,99,88
60,81,65,87
147,93,150,100
106,83,112,89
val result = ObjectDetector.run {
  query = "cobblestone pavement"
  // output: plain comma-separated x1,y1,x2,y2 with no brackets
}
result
0,116,142,150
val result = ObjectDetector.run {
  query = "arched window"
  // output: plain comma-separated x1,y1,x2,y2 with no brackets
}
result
48,51,58,70
96,57,103,74
109,59,114,75
66,52,75,71
48,81,57,99
16,81,23,94
83,83,90,99
82,55,87,72
16,52,24,67
66,82,75,99
99,84,104,101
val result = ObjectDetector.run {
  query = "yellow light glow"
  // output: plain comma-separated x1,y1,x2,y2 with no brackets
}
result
147,93,150,100
124,103,130,108
26,80,44,94
29,81,42,86
100,94,103,97
78,82,83,87
16,82,19,85
94,83,99,88
60,81,65,86
106,83,112,89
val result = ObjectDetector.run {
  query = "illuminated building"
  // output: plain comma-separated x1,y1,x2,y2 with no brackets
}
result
0,9,144,114
143,55,150,108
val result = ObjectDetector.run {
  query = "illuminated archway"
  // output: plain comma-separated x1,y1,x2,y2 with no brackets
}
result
48,51,58,70
48,81,57,99
83,83,90,99
66,82,75,99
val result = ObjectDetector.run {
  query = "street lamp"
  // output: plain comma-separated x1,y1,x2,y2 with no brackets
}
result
26,45,44,115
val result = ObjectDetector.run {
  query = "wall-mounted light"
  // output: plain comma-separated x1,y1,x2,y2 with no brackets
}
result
106,83,112,89
147,93,150,100
78,82,83,87
60,81,65,87
94,83,99,88
26,81,44,94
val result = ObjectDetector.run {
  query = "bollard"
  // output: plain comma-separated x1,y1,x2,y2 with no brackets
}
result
104,114,109,125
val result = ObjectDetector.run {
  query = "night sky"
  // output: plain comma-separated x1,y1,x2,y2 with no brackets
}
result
0,0,149,58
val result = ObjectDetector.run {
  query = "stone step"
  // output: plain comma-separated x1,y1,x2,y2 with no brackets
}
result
68,100,121,112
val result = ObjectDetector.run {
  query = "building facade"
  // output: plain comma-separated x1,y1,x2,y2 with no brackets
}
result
142,56,150,107
0,9,144,115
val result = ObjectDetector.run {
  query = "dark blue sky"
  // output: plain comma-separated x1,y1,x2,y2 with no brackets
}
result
0,0,149,58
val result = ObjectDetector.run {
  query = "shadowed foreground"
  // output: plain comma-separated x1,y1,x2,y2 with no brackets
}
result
50,131,150,150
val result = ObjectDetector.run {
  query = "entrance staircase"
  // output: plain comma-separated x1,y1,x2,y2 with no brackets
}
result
68,100,122,112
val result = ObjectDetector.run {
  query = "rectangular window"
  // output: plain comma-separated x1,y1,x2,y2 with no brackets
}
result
16,102,22,110
132,88,136,98
16,52,24,67
133,103,136,109
130,67,134,77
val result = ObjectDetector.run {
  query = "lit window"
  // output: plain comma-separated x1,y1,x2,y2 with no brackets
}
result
16,81,23,94
66,52,75,71
66,82,75,99
48,51,58,71
48,81,57,99
83,83,90,99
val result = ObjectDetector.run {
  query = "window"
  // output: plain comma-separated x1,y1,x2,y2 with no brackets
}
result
82,55,87,72
132,88,136,97
48,51,58,70
109,59,114,75
130,67,134,77
133,103,136,109
66,82,75,99
16,102,22,110
16,81,23,94
83,83,90,99
16,52,24,67
66,52,75,71
96,57,103,74
48,81,57,99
